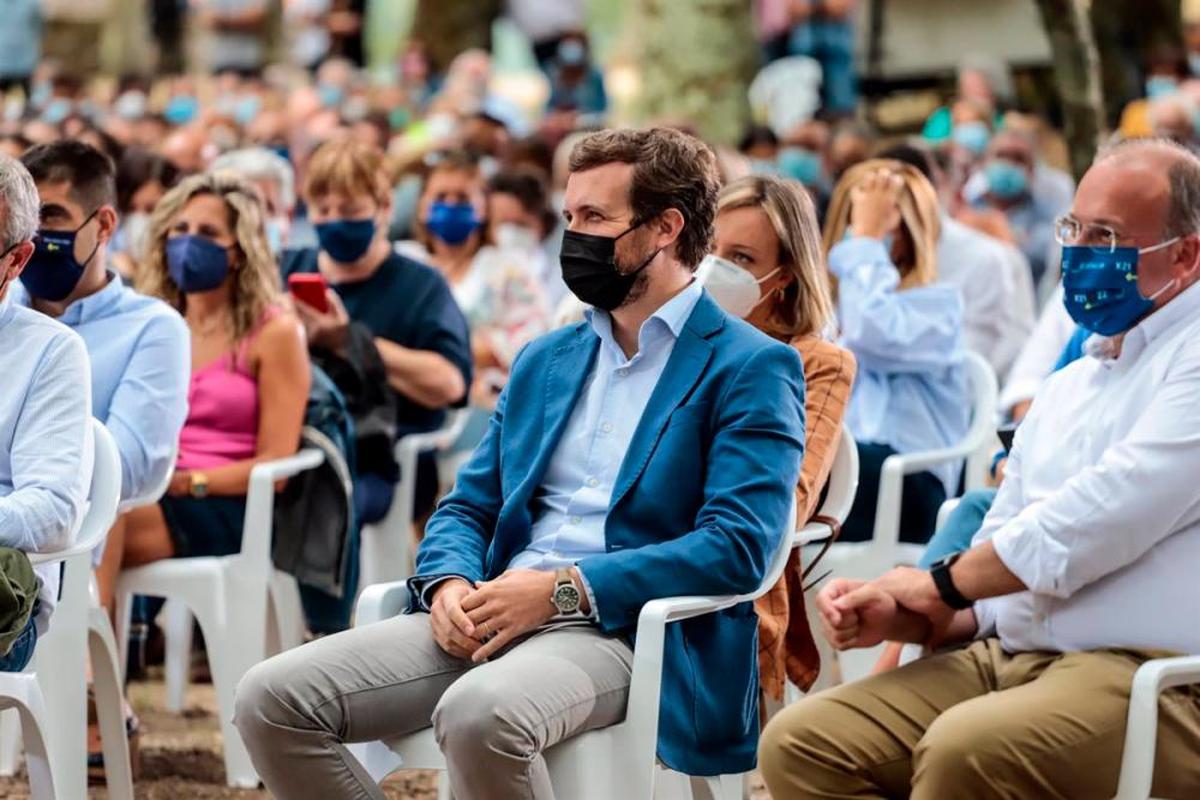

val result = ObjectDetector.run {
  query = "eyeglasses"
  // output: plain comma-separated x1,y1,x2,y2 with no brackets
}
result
1053,214,1174,253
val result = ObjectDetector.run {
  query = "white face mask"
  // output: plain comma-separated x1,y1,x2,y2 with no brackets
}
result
494,223,539,252
265,216,290,256
122,213,151,259
699,254,780,319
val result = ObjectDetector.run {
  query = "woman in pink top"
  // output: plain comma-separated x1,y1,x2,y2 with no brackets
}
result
97,172,310,595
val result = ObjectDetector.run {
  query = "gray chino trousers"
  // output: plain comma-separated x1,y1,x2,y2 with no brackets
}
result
234,613,633,799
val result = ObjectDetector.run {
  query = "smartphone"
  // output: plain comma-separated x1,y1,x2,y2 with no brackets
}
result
288,273,330,314
996,424,1017,452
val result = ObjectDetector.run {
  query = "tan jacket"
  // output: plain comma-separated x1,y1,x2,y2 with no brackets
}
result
755,335,857,700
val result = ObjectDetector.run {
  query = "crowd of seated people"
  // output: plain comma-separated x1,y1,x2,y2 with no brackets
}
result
1,29,1199,800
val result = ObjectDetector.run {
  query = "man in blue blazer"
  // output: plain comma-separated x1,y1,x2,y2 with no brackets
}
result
236,128,805,800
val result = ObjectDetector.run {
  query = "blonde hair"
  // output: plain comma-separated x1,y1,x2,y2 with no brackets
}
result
136,171,280,344
822,159,941,291
304,137,391,205
717,175,833,339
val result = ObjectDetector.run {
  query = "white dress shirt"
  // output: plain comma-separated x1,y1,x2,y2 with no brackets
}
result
0,287,94,631
973,279,1200,654
509,280,704,573
938,216,1035,378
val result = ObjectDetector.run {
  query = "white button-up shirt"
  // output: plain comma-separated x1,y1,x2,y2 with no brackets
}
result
508,280,704,573
0,287,94,630
973,278,1200,654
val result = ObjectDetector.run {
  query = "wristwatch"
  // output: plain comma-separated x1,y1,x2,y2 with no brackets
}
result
551,568,582,615
929,552,973,610
189,472,210,499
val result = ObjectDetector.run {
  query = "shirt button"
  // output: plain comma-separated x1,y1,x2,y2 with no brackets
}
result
585,476,599,488
600,422,613,434
617,368,629,378
570,516,582,525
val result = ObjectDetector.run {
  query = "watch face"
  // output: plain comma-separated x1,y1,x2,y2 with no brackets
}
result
553,583,581,612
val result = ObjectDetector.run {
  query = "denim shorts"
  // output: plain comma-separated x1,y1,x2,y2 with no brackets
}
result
0,612,38,673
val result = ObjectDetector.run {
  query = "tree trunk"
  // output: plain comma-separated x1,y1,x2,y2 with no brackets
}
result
1031,0,1107,181
627,0,759,146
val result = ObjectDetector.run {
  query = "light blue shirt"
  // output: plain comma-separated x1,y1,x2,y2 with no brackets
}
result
0,286,93,628
14,273,190,503
509,280,705,574
830,237,969,495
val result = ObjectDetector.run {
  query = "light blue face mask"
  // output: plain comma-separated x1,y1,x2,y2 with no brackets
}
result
1146,75,1180,100
1060,238,1179,336
984,159,1029,200
777,147,823,186
952,121,991,156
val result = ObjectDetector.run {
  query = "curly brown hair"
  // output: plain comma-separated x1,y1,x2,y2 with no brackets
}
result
136,171,280,344
568,128,720,269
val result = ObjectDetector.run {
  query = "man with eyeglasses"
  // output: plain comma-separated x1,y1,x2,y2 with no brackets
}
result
760,137,1200,799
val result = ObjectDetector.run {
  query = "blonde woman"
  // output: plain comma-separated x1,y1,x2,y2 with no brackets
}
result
823,159,968,545
98,172,310,592
709,175,857,700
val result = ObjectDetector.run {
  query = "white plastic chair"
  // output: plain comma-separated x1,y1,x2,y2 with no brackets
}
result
114,448,324,788
348,495,799,800
822,351,998,584
0,420,121,799
1114,655,1200,800
359,410,469,590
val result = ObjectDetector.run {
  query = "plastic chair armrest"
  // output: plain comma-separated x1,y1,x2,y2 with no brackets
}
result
355,581,412,627
238,449,327,573
1116,655,1200,799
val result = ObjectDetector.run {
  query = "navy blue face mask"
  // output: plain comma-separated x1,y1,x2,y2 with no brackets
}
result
23,211,100,302
1060,239,1179,336
316,218,376,263
166,235,231,293
425,201,481,246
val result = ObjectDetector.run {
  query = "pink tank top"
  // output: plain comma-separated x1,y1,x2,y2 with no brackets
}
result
176,308,282,471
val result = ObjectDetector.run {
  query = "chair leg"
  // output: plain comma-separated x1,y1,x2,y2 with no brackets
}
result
437,772,453,800
163,598,193,713
193,596,262,788
7,695,56,800
89,609,134,800
0,708,21,775
267,572,305,655
688,774,744,800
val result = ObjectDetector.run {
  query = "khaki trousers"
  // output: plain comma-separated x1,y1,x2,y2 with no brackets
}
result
234,613,633,800
760,638,1200,799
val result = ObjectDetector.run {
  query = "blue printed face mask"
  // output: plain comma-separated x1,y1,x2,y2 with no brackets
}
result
952,121,991,156
425,201,481,246
166,235,231,293
777,147,823,186
316,218,376,263
23,212,100,302
984,159,1029,200
1060,239,1179,336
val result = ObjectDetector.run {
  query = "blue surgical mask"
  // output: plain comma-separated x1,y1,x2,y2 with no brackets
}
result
777,147,823,186
425,201,481,246
1060,239,1179,336
23,212,100,302
1146,76,1179,100
234,95,262,126
166,235,231,293
952,121,991,156
317,84,344,109
316,218,376,263
984,160,1029,200
748,157,778,176
164,95,199,126
558,39,587,67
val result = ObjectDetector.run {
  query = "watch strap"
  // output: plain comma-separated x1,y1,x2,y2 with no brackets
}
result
931,555,973,610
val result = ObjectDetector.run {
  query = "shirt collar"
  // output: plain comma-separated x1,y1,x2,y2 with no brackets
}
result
14,270,125,326
586,279,704,362
1086,278,1200,362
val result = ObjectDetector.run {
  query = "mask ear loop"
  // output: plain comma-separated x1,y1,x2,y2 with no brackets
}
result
1137,235,1184,301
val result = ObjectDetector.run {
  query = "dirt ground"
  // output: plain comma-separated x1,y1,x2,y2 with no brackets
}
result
0,674,440,799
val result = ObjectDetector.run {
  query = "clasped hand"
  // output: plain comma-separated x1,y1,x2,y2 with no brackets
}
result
815,566,955,651
429,570,558,663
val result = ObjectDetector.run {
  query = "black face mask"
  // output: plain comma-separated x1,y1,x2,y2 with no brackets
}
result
560,221,662,311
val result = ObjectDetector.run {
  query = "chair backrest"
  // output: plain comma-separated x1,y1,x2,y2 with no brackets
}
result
28,419,122,567
117,440,177,514
816,424,858,526
962,351,1001,491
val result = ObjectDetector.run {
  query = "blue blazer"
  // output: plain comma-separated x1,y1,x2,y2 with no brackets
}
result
412,291,805,775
